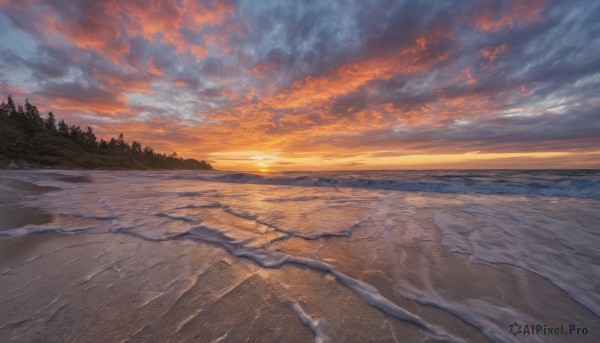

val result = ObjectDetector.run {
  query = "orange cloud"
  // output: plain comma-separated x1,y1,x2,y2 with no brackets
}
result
264,34,451,111
31,0,235,64
519,84,532,96
474,0,547,31
480,44,508,64
48,96,129,118
455,67,477,85
90,69,154,94
2,0,597,171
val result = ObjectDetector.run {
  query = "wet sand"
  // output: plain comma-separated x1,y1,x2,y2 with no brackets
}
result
0,191,448,342
1,170,598,342
0,232,445,342
0,199,480,342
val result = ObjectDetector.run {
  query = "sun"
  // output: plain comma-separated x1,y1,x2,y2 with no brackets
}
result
253,153,278,172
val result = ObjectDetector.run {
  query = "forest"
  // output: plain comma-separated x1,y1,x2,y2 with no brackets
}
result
0,95,213,170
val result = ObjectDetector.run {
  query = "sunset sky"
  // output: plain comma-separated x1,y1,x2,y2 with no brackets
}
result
1,0,599,171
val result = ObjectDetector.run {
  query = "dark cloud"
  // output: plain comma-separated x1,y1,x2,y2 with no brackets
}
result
201,57,226,77
301,108,600,154
0,0,598,168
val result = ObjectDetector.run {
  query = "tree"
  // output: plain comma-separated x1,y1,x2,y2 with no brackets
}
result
7,95,16,116
69,125,83,142
0,101,7,119
24,99,42,126
99,138,109,149
0,96,214,170
14,104,25,121
0,101,8,150
131,140,142,154
143,146,154,158
45,112,56,131
83,126,97,147
116,132,130,153
57,120,69,136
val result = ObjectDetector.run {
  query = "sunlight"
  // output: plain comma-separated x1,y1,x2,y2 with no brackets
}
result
1,1,598,341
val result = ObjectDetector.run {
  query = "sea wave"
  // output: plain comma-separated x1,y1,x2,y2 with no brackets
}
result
189,170,600,198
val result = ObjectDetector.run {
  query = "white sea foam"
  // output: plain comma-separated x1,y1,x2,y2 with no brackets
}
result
2,169,598,342
292,303,331,343
188,170,600,198
0,224,97,238
432,204,600,317
183,239,465,342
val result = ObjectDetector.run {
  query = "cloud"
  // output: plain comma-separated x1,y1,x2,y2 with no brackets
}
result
473,0,547,32
0,0,598,169
292,108,600,155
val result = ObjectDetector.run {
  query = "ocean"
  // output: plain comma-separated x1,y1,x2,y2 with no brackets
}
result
1,169,599,342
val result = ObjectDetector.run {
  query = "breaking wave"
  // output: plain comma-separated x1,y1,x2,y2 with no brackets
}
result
190,170,600,198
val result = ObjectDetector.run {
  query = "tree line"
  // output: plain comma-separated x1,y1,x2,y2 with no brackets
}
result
0,95,213,170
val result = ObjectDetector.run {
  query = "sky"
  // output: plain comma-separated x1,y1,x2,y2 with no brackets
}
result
0,0,599,171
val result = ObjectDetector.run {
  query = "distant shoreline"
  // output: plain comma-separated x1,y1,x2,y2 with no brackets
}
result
1,97,213,171
0,160,216,171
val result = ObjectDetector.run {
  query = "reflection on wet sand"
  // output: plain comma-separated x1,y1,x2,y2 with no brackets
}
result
0,170,598,342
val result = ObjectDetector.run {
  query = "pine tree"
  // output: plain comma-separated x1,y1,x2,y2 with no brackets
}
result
57,119,69,136
24,99,42,125
0,101,7,119
83,126,97,147
131,140,142,154
15,104,25,121
116,132,129,153
45,112,56,131
0,101,8,150
0,96,213,170
7,95,16,116
143,146,154,158
69,125,83,142
99,139,109,149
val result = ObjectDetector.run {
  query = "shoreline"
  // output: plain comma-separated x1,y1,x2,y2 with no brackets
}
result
1,169,598,342
0,161,216,172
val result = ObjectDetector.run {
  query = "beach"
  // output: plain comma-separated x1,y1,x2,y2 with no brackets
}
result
1,170,598,342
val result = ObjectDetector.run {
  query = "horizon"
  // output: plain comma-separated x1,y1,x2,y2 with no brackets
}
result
224,167,600,172
1,1,599,171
